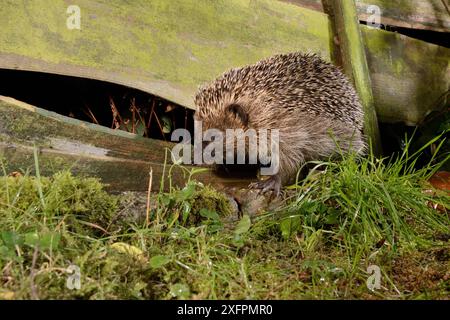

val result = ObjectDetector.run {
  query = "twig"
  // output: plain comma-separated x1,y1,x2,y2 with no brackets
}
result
146,168,153,227
33,145,46,210
131,99,148,137
147,99,156,130
78,220,109,235
153,109,167,141
131,98,136,133
172,111,176,131
110,97,126,131
82,105,99,124
30,246,39,300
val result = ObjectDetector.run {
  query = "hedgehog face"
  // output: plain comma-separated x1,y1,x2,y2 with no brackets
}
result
195,103,249,133
224,103,249,128
194,103,253,165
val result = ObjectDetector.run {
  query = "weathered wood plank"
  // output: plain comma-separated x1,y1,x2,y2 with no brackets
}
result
278,0,450,32
361,26,450,125
0,96,253,191
0,0,448,125
0,0,332,110
357,0,450,33
330,0,382,155
278,0,324,12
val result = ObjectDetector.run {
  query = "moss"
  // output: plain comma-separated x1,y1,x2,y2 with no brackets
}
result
189,185,233,217
0,171,118,236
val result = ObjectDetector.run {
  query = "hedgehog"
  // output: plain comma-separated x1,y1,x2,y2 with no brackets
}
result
194,52,366,195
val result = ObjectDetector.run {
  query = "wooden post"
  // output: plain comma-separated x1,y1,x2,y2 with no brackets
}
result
329,0,382,155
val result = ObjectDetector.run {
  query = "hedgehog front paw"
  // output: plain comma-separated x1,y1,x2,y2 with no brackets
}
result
249,175,282,196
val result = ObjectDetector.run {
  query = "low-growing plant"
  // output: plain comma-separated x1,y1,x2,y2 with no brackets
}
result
0,134,448,300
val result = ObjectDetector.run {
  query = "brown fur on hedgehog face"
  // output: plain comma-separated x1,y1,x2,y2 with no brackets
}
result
195,102,255,164
195,102,249,133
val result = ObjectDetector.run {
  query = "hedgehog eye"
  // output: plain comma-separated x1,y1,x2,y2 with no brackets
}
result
226,103,249,126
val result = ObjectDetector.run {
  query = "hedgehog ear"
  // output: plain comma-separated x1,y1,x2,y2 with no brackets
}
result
226,104,249,126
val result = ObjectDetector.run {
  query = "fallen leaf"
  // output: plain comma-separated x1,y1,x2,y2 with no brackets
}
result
0,291,15,300
9,171,22,178
429,172,450,192
110,242,146,262
149,255,171,269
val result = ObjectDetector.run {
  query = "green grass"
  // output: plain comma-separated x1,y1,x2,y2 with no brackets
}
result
0,141,449,300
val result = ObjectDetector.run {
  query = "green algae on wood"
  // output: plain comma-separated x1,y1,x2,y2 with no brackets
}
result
331,0,382,155
0,0,448,125
0,96,253,192
0,0,331,110
356,0,450,33
278,0,450,32
361,27,450,125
